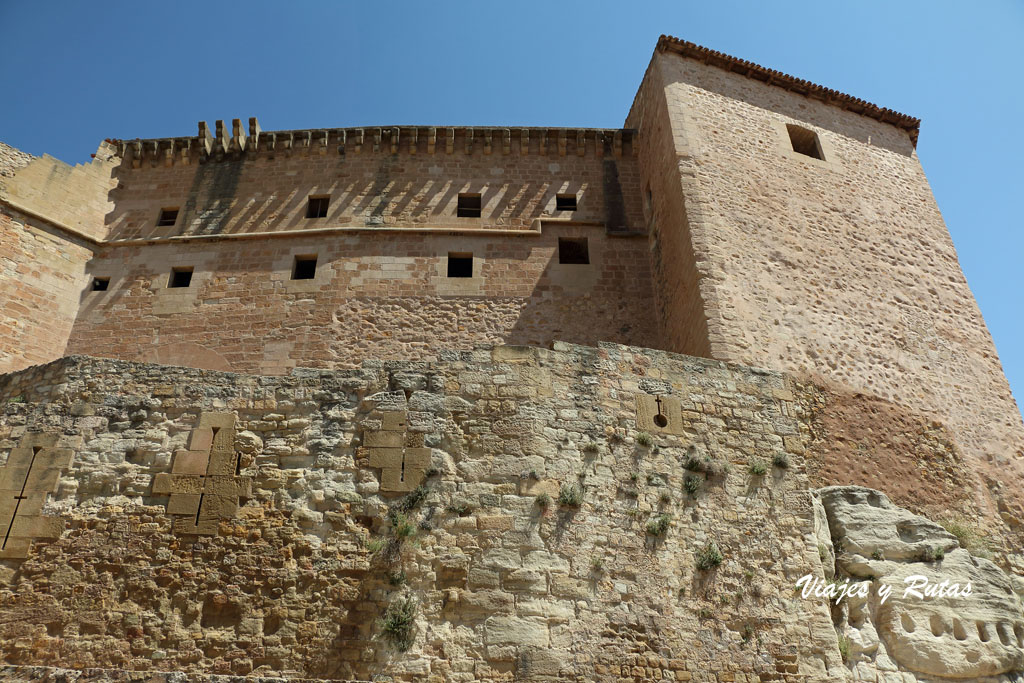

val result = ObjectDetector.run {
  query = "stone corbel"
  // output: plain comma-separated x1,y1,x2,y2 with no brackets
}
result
557,130,567,157
502,129,511,155
180,139,192,165
149,141,160,167
483,129,492,155
318,130,328,155
520,129,529,155
465,129,474,155
408,127,418,154
390,127,399,155
613,131,623,158
354,128,364,153
164,141,174,167
595,132,605,158
539,130,548,156
445,128,454,154
427,127,436,154
576,130,586,157
337,129,347,155
372,128,382,153
132,140,143,168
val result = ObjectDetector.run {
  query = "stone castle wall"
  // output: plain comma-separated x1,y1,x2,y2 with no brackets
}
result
65,223,656,374
0,209,94,374
0,346,845,682
55,128,661,373
627,48,1024,550
1,346,1022,682
104,128,641,239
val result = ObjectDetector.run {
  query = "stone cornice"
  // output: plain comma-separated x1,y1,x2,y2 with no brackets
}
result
656,35,921,145
109,122,638,168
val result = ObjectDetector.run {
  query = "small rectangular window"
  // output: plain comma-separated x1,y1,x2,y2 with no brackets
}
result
786,124,823,160
556,194,577,212
447,252,473,278
169,267,193,288
292,255,317,280
157,208,179,227
457,194,481,218
558,237,589,264
306,196,330,219
91,277,110,291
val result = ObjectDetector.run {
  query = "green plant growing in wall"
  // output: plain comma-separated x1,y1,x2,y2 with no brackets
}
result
772,453,789,469
748,460,767,476
394,485,429,514
590,556,604,572
583,441,600,453
445,502,472,516
536,493,552,509
558,483,583,507
941,519,992,557
636,432,653,447
646,514,671,537
391,512,416,540
684,455,705,472
684,475,701,496
837,633,850,662
695,541,723,571
380,595,417,651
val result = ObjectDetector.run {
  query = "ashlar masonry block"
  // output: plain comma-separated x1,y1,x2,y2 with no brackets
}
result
364,411,429,493
0,432,73,559
635,394,685,435
152,412,252,535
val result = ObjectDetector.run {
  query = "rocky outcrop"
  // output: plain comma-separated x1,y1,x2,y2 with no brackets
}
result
818,485,1024,680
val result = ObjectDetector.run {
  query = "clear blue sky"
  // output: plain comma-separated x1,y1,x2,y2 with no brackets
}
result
1,1,1021,417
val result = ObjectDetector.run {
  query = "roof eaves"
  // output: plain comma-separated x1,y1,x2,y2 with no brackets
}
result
656,35,921,146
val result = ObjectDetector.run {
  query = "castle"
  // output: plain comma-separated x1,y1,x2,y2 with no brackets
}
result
0,36,1022,682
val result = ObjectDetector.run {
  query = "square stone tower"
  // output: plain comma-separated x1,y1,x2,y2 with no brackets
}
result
627,36,1024,544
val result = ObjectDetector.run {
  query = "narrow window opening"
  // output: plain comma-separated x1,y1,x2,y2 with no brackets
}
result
169,267,193,288
558,237,589,265
447,252,473,278
786,124,823,160
92,277,110,291
157,208,179,227
292,255,317,280
556,194,577,212
457,193,481,218
306,196,330,219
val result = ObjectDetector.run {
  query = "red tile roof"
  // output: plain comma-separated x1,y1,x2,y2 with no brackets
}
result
657,35,921,145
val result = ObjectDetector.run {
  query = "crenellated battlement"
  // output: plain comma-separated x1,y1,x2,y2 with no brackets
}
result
111,118,639,168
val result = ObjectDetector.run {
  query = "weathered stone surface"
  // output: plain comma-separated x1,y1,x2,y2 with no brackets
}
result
0,346,844,681
820,485,1024,679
